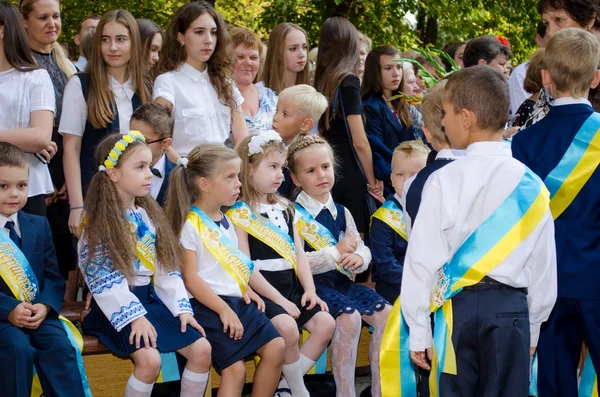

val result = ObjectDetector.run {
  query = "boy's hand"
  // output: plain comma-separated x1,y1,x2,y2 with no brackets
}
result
129,316,157,349
7,302,35,327
336,234,357,255
301,291,329,312
179,313,206,337
339,253,364,271
276,297,301,319
217,307,244,340
410,349,433,370
25,303,49,329
243,287,265,312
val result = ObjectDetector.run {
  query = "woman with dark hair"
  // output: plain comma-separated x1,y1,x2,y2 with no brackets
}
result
0,0,54,216
315,16,383,237
442,40,466,70
361,45,414,195
136,18,162,75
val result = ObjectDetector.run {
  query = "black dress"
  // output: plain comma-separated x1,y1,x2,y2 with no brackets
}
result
320,74,369,234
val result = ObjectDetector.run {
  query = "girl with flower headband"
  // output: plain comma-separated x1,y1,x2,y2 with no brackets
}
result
79,132,211,397
228,131,335,397
164,143,285,397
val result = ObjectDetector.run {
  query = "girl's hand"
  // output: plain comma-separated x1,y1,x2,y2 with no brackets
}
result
218,307,244,340
301,291,329,312
243,287,265,312
179,313,206,337
129,316,157,349
68,208,85,238
339,253,364,272
368,180,384,199
276,298,301,319
336,234,357,255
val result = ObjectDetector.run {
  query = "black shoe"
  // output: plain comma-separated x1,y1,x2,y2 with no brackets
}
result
360,385,372,397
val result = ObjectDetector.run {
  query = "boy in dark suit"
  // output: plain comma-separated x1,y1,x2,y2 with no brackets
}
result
0,142,86,397
512,28,600,397
130,102,176,206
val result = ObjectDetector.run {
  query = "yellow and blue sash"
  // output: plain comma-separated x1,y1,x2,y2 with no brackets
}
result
579,349,599,397
0,230,92,397
187,207,254,293
226,202,297,273
544,112,600,219
294,203,352,279
371,200,408,241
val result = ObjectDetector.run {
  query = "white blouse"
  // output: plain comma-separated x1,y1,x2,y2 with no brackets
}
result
252,202,298,272
180,214,243,298
153,63,244,156
78,207,193,332
59,75,135,137
0,68,55,197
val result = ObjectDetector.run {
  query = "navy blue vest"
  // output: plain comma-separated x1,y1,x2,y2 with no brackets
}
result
247,209,294,260
297,203,347,253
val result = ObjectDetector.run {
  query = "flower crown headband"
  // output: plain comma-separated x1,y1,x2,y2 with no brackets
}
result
248,130,283,156
98,130,146,172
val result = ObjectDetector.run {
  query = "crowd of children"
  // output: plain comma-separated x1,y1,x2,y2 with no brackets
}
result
2,0,600,396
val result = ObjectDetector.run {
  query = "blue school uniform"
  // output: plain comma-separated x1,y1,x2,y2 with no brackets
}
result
155,155,177,206
0,211,86,397
512,99,600,396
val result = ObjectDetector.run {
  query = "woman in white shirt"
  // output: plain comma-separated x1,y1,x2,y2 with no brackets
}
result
154,1,247,156
0,1,55,216
60,9,148,237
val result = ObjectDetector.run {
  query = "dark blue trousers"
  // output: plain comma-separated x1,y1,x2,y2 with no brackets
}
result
438,283,530,397
0,315,86,397
537,298,600,397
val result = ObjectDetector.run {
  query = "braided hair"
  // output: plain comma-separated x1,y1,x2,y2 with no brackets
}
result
287,133,337,176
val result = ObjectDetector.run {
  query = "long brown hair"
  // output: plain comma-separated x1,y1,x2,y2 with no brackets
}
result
0,1,38,72
156,1,236,111
361,45,413,128
165,144,240,236
137,18,161,79
87,10,148,129
314,17,361,130
83,135,181,280
261,23,310,93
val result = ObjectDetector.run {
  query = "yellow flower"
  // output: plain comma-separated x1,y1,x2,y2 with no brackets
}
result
123,135,133,144
115,142,126,151
104,159,115,169
109,150,119,159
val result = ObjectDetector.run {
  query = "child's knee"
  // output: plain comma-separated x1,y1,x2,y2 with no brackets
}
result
222,360,246,381
273,316,300,346
188,338,211,365
262,337,285,362
337,311,362,331
134,349,162,377
314,312,336,336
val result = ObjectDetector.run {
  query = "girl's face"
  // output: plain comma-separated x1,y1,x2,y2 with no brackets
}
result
110,146,153,200
454,44,466,68
380,54,402,95
101,21,132,70
147,32,162,71
234,45,260,86
249,149,286,196
542,8,591,37
359,44,368,77
290,145,335,200
23,0,61,50
180,13,217,68
285,29,307,74
201,158,242,207
402,64,420,96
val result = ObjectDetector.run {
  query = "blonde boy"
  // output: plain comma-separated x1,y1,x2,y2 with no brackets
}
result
273,84,328,144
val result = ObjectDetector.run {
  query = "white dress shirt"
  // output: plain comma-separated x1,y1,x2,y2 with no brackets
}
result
153,63,244,156
295,191,371,274
400,141,557,351
59,76,136,137
149,154,166,200
73,56,88,72
0,68,55,197
508,61,530,114
251,202,296,272
0,213,21,238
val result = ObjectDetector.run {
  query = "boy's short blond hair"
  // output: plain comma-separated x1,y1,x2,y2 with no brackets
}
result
544,28,600,98
421,80,448,143
392,140,430,163
278,84,329,124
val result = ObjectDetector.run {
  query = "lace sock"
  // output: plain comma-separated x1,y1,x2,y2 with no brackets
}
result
364,306,392,397
331,311,362,397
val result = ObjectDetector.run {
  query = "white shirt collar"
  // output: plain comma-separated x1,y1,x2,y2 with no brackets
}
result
74,56,87,71
436,148,465,160
552,97,592,107
257,201,287,213
296,191,338,219
153,154,166,178
393,193,402,204
0,212,20,237
180,62,207,82
465,141,512,157
109,76,134,100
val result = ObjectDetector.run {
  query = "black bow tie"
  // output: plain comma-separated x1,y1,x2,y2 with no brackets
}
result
151,167,162,178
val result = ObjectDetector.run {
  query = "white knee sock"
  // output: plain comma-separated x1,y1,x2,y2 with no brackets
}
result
278,354,316,391
280,359,310,397
180,367,209,397
125,374,154,397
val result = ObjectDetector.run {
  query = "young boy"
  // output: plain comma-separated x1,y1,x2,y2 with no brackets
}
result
369,141,428,304
512,28,600,397
402,80,464,231
130,102,175,206
272,84,328,198
463,35,512,78
0,143,87,397
401,66,557,396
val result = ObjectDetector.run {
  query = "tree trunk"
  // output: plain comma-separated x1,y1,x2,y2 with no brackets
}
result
424,15,438,45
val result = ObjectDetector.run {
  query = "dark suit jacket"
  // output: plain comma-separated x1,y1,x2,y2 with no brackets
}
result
0,211,65,330
156,157,177,206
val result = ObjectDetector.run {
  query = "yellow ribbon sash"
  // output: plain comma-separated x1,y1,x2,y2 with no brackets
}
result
371,200,408,241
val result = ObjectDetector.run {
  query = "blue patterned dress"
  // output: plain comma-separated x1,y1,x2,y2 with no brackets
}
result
243,85,278,135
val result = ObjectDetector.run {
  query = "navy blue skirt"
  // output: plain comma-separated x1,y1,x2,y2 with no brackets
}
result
82,285,203,356
314,270,389,319
191,296,280,372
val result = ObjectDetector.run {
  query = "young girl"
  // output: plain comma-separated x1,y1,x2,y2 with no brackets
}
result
229,132,335,397
261,23,309,94
287,133,392,397
61,10,148,238
136,19,162,74
154,2,248,155
165,144,285,397
79,132,211,397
